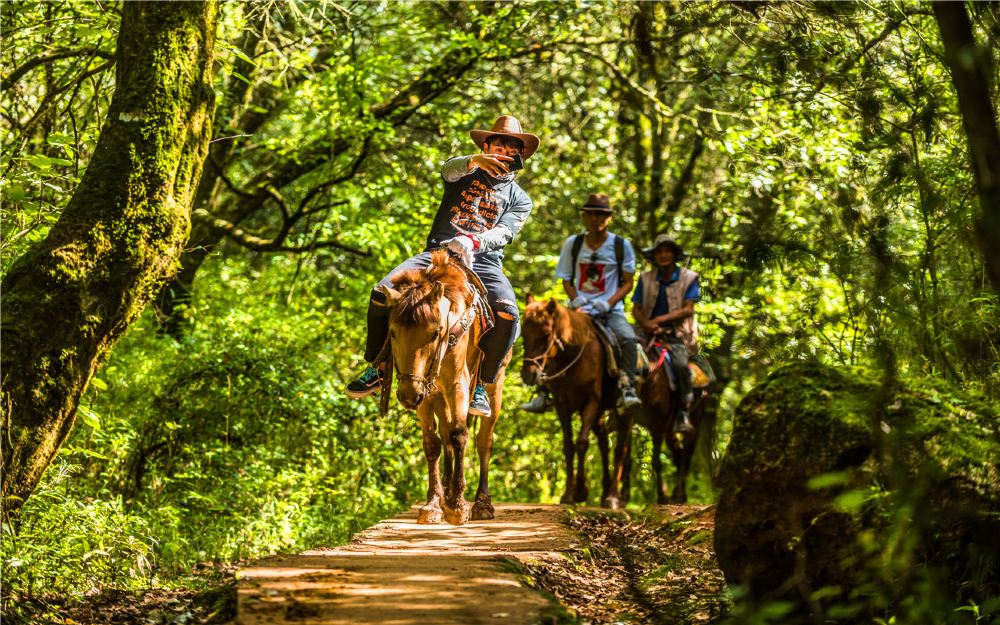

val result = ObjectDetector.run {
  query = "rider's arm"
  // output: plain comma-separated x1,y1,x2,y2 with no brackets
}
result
555,237,577,299
652,299,696,326
442,156,475,182
562,279,578,300
477,187,533,253
607,271,634,308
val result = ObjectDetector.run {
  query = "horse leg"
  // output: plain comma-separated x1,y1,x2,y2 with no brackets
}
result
670,429,696,504
416,402,443,524
555,402,576,505
441,386,471,526
652,427,669,505
610,411,632,509
573,402,599,504
471,380,502,521
596,418,618,510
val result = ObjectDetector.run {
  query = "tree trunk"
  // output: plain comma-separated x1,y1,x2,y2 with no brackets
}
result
1,1,218,515
933,2,1000,295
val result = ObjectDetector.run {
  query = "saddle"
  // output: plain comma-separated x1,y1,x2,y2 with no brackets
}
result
375,258,494,417
645,342,716,391
590,317,622,379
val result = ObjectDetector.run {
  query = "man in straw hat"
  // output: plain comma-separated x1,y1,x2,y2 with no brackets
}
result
632,234,701,433
520,193,642,413
347,115,539,419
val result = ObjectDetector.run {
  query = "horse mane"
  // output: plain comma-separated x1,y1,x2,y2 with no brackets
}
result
390,250,472,327
524,298,590,347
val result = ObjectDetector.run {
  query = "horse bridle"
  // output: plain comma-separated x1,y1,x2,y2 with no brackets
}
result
395,303,477,397
523,325,592,384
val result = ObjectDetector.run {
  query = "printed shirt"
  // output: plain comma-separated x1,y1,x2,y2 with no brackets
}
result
555,233,636,315
631,266,701,317
425,156,533,263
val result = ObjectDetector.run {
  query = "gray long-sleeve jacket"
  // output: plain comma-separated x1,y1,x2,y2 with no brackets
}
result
424,155,533,263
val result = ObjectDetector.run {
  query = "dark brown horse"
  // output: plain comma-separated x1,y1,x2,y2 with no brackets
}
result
618,341,709,504
520,296,627,508
380,250,503,525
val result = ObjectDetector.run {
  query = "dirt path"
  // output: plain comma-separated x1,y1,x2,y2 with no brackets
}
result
235,504,580,625
235,502,724,625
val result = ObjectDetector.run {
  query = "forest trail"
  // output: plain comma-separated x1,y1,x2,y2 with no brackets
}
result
234,503,581,625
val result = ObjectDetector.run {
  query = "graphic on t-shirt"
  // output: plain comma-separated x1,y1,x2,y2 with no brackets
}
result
578,262,607,294
448,178,501,234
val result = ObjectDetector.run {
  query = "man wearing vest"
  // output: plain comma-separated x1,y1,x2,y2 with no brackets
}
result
632,234,701,433
346,115,539,418
521,193,642,413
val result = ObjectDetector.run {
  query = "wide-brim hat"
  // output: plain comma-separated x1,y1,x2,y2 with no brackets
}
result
642,234,686,260
470,115,540,159
581,193,613,213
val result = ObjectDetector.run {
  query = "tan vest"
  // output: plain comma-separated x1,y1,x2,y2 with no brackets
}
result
638,266,699,354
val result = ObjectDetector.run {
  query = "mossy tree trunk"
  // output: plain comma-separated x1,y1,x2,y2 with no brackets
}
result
934,2,1000,296
0,1,218,516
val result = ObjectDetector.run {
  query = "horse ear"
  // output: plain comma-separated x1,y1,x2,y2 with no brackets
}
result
375,285,403,306
430,281,445,299
377,285,403,306
546,298,559,313
526,293,535,305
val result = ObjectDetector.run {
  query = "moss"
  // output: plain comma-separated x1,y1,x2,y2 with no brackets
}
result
716,362,1000,618
2,0,219,516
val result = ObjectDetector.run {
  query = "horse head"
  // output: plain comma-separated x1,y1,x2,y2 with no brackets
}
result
382,250,473,409
520,295,574,386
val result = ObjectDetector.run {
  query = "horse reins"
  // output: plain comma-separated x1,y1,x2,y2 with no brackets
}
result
395,302,477,397
524,326,592,383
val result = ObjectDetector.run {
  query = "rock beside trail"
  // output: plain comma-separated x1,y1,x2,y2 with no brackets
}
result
714,362,1000,616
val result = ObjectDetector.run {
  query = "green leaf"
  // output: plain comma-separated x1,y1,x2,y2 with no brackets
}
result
90,377,108,391
77,404,101,430
231,71,252,85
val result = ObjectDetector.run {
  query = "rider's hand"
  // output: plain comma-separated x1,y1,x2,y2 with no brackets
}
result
443,236,474,267
642,320,659,334
569,295,590,310
469,153,512,177
590,300,610,314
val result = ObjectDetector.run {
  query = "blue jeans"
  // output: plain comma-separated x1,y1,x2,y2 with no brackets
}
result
364,250,518,384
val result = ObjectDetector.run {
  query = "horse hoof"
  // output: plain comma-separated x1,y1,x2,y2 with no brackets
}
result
418,506,443,524
603,496,620,510
471,502,495,521
443,503,470,526
559,493,574,505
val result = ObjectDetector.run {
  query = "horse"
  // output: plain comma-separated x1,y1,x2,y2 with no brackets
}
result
520,295,627,509
378,250,503,526
619,339,710,504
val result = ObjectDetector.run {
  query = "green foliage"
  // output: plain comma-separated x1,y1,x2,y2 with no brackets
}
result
4,0,1000,620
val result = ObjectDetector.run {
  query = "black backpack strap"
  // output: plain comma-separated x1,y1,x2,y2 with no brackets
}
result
570,233,585,283
614,235,625,288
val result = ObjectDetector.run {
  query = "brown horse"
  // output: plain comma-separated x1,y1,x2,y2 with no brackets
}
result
618,342,709,504
379,250,503,525
520,296,627,509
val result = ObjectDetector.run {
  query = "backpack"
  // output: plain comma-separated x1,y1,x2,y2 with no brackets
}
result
570,233,626,288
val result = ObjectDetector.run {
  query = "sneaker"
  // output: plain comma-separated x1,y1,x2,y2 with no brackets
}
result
469,383,492,417
673,409,694,434
346,365,382,399
519,391,553,413
619,386,642,412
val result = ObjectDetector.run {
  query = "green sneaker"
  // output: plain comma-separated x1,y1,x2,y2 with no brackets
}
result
346,365,382,399
469,383,492,417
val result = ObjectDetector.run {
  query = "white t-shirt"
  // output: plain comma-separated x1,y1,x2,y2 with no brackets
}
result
555,233,636,315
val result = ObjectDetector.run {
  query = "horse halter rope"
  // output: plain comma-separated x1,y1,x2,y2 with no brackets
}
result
396,302,477,397
523,324,592,384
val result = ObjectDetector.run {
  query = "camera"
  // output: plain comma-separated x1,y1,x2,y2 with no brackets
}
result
508,153,524,171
